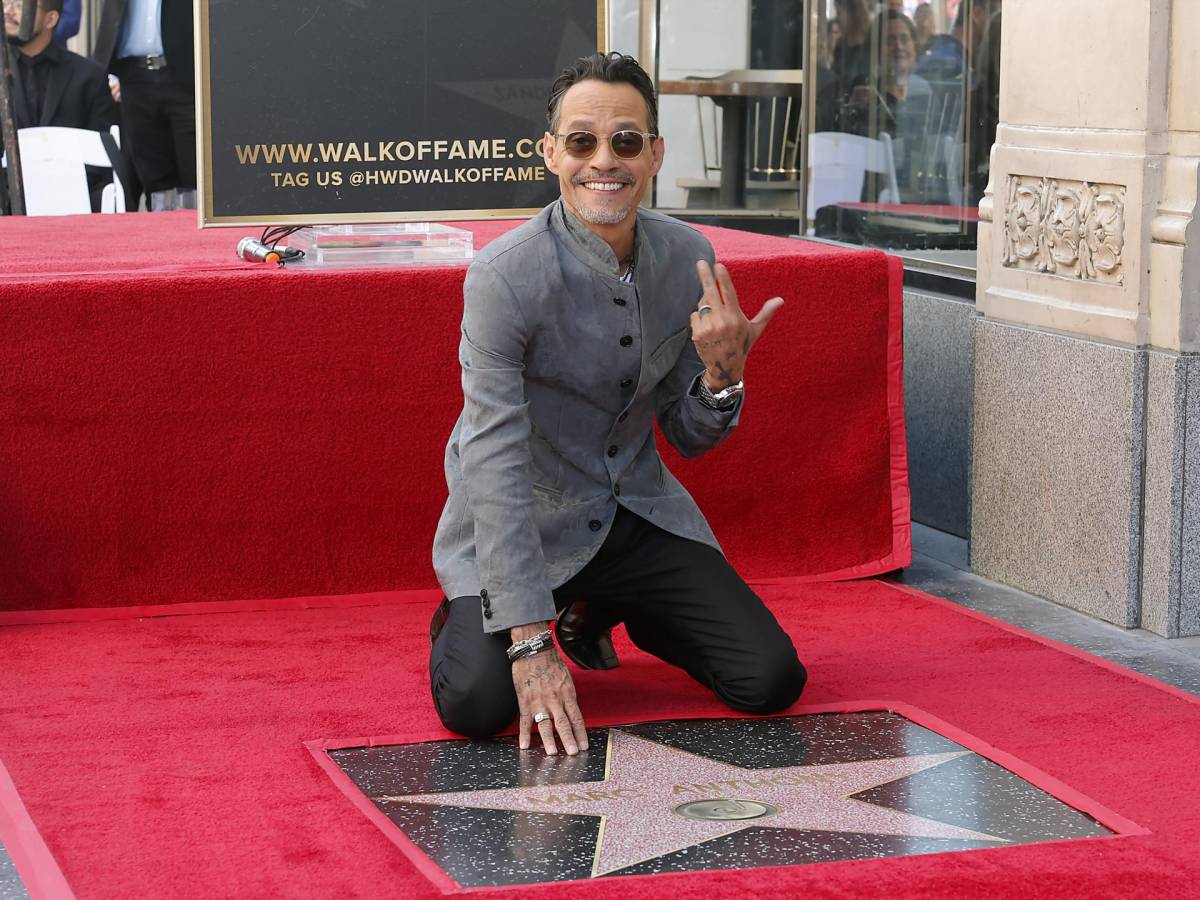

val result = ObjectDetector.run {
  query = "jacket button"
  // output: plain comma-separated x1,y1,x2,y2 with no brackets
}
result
589,519,602,532
618,412,628,422
613,297,627,306
607,445,618,457
479,588,488,600
483,609,493,619
619,335,633,347
621,378,633,388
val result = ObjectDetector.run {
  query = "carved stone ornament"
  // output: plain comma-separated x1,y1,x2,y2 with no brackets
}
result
1001,175,1126,285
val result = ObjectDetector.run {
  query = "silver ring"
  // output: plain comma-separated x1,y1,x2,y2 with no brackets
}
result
533,711,550,724
698,304,713,315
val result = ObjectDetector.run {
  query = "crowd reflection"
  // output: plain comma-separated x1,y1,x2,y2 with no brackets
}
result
812,0,1002,246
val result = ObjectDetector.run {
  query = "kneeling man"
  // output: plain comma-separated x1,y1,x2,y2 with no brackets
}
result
430,52,806,756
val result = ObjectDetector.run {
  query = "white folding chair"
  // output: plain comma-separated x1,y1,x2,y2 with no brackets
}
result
807,131,901,220
10,125,125,215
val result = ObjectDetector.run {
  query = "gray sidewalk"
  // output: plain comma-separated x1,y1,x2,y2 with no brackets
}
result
894,523,1200,698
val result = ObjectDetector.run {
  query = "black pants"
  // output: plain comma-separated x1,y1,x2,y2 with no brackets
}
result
114,61,196,193
429,507,807,737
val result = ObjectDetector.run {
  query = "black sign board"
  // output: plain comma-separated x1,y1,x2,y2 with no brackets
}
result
197,0,605,226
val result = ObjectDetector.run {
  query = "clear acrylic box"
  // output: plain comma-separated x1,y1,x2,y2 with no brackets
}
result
288,223,474,267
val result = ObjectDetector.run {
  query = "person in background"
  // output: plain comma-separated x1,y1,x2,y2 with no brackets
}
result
877,11,936,140
3,0,119,210
831,0,876,87
916,0,997,83
814,16,846,132
93,0,195,210
840,11,930,134
968,4,1002,203
912,2,935,55
838,10,957,205
52,0,78,43
4,0,116,133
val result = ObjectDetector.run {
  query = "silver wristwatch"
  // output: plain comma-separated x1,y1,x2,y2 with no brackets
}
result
696,378,744,411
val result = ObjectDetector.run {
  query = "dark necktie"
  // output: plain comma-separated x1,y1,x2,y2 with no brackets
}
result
17,53,46,125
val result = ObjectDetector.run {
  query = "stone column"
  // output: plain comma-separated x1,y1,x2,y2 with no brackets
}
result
972,0,1200,634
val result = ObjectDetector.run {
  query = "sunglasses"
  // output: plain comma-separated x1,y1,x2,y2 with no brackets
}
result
554,130,657,160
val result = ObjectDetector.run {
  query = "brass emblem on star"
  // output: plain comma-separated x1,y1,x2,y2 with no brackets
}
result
675,799,778,821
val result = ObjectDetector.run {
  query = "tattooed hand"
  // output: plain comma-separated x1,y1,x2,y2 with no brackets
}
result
510,622,589,756
690,260,784,391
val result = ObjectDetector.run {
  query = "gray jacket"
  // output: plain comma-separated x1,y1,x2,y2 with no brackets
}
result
433,201,742,634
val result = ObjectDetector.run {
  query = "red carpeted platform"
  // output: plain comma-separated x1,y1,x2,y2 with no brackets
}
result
0,211,908,614
1,209,923,895
3,580,1200,898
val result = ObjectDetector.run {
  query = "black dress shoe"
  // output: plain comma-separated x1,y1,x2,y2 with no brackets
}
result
555,600,620,670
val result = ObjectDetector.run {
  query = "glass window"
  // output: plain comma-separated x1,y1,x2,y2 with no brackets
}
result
810,0,1000,264
613,0,1003,269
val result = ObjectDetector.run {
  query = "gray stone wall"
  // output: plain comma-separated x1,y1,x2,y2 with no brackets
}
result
971,320,1146,628
903,293,1199,637
903,290,977,539
1141,351,1200,636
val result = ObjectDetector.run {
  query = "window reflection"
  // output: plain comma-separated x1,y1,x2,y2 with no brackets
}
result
637,0,1003,261
812,0,1001,252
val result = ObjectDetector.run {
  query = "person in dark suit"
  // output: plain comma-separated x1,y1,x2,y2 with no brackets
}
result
3,0,120,210
4,0,117,132
93,0,194,210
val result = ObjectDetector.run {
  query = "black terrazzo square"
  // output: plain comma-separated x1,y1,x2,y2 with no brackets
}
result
0,841,29,900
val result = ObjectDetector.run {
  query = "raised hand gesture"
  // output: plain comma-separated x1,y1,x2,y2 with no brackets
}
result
690,260,784,390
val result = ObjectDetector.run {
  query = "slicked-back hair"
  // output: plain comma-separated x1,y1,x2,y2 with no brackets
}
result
41,0,64,13
546,52,658,137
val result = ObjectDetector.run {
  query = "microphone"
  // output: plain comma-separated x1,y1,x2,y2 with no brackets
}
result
237,238,303,265
236,237,283,264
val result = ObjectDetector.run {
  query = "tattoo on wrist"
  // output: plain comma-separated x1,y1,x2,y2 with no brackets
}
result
516,649,565,689
709,361,735,386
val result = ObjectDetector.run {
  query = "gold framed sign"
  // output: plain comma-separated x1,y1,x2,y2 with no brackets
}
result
195,0,607,227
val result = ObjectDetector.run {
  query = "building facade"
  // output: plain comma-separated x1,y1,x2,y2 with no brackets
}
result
615,0,1198,636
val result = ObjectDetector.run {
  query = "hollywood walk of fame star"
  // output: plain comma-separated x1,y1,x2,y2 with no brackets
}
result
376,729,1007,877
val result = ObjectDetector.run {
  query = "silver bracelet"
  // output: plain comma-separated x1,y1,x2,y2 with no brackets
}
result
507,629,554,663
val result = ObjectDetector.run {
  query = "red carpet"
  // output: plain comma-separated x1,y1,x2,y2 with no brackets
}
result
3,581,1200,898
0,212,907,612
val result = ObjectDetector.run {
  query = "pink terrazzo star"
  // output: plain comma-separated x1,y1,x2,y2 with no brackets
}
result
380,729,1007,877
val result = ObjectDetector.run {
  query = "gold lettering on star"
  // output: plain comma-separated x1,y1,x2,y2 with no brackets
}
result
526,789,639,805
672,774,830,794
